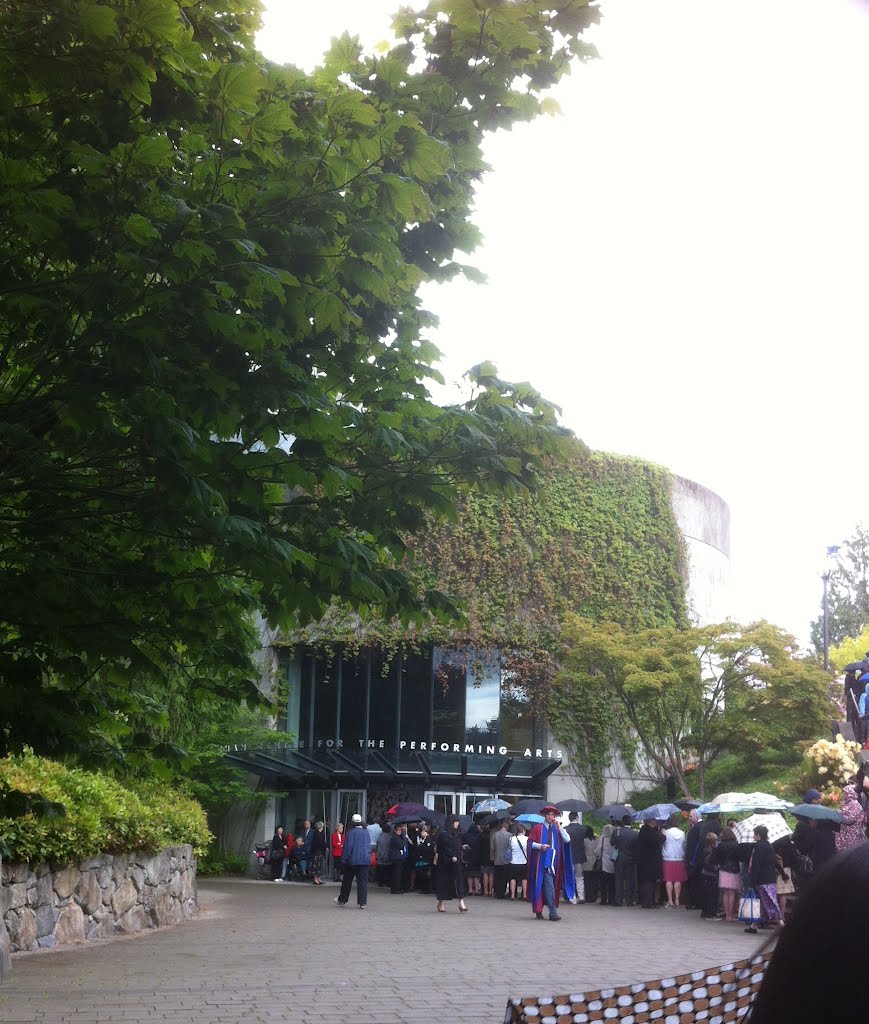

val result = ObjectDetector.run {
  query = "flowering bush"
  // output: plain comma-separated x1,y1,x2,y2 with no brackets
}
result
804,734,861,788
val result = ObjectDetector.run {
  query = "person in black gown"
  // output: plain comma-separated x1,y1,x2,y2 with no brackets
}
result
435,818,468,913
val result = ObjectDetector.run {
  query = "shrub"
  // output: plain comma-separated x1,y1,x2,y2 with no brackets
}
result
0,749,211,863
802,734,861,790
198,848,249,876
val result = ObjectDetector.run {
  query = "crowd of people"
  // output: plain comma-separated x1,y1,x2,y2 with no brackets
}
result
264,782,869,930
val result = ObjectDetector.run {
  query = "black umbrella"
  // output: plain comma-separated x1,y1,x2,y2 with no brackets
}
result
482,809,511,824
508,798,548,816
790,803,843,823
843,660,869,674
556,798,594,814
595,803,633,820
674,799,702,812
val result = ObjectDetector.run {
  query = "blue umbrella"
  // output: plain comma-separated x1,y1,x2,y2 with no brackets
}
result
631,803,682,821
515,813,545,824
472,797,511,814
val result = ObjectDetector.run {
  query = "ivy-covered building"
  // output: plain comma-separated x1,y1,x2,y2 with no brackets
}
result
227,446,730,833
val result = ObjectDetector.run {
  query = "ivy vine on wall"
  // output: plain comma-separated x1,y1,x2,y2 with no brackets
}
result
279,442,689,795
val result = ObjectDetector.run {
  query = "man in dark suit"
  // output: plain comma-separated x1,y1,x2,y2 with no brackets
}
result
612,815,638,906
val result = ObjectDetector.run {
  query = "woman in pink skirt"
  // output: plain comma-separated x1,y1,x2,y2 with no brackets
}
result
661,824,687,907
714,826,742,922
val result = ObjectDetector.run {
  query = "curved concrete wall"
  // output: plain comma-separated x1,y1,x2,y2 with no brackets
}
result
671,476,731,626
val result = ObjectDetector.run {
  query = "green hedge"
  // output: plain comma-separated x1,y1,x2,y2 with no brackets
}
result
0,749,211,864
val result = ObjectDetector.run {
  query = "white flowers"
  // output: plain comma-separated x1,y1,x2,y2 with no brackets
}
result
806,734,860,786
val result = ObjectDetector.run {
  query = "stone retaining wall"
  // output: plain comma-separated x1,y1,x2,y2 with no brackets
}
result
0,845,196,970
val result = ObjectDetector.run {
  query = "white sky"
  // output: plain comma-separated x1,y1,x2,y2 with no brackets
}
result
258,0,869,645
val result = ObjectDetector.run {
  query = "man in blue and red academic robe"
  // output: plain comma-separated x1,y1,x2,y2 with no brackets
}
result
527,805,576,921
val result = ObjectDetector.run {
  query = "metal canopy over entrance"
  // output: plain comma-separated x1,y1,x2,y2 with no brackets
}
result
224,745,561,791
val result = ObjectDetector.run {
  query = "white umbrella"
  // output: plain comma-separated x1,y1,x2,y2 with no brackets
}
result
741,792,793,811
732,813,792,844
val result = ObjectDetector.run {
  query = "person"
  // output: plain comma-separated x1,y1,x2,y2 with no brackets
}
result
835,783,864,851
699,810,722,841
288,835,306,880
388,823,409,894
527,805,575,921
598,823,616,905
772,834,795,921
508,823,529,900
491,818,511,899
478,823,495,896
331,821,345,881
745,841,869,1023
661,820,687,908
699,832,720,919
435,817,468,913
299,819,314,878
611,815,637,907
309,820,327,884
334,813,370,909
583,825,600,903
635,819,663,909
803,788,822,805
463,821,482,896
565,811,588,903
684,810,703,909
375,823,392,887
714,826,741,922
414,826,435,894
270,825,286,881
745,824,780,934
811,818,837,870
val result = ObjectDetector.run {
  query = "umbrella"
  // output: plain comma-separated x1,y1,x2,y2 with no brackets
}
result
515,813,545,824
387,801,428,817
790,803,843,823
595,803,634,820
555,798,594,814
732,813,792,844
482,809,511,825
741,792,794,811
508,798,548,816
632,803,682,822
843,660,869,674
389,813,425,825
674,799,702,812
472,797,511,814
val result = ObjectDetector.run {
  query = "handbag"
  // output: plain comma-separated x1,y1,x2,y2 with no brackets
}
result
738,889,761,923
609,848,619,862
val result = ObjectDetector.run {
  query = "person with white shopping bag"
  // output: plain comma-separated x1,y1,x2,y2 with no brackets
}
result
744,824,781,934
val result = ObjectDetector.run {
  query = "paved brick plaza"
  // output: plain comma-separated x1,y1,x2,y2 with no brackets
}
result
0,879,767,1024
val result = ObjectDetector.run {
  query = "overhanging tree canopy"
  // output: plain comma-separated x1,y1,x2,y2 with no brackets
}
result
0,0,600,758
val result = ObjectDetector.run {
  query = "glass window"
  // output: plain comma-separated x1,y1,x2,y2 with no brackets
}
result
369,651,398,748
499,668,535,753
299,655,315,748
432,648,467,745
465,649,500,745
399,650,431,741
339,652,368,750
312,657,337,751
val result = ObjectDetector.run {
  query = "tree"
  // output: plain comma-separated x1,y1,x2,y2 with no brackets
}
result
0,1,600,759
829,626,869,675
551,617,832,799
810,525,869,653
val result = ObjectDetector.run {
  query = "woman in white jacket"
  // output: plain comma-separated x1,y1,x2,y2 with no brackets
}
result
508,824,529,901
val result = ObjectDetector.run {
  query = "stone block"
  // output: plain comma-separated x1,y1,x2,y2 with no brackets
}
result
130,865,146,891
54,864,80,901
170,870,183,898
79,856,102,872
9,908,37,951
25,881,37,906
4,882,26,912
10,863,31,884
35,901,58,937
147,891,180,928
74,871,103,915
0,910,12,982
145,851,171,886
37,934,56,948
111,879,138,919
97,866,113,890
115,905,147,934
54,903,86,945
36,870,54,906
